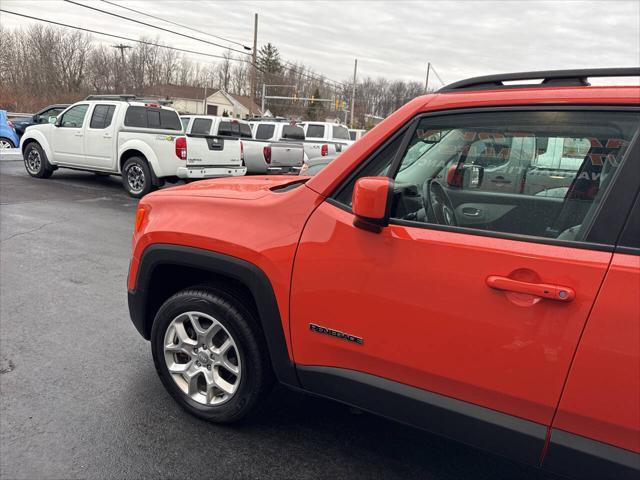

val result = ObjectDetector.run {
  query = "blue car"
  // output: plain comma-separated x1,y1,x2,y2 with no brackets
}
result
0,110,20,149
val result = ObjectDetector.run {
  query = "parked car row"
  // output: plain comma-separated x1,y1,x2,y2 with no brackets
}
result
17,95,358,196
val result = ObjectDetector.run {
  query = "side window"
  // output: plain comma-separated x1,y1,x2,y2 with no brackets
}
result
332,125,350,140
335,110,639,243
180,118,190,131
159,109,182,131
191,118,212,135
255,124,275,140
282,125,305,140
147,110,161,129
124,106,147,128
59,104,89,128
89,105,116,129
306,124,325,138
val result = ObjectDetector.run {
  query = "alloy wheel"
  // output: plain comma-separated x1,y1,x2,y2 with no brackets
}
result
0,139,13,149
163,311,241,406
126,164,145,194
25,149,42,173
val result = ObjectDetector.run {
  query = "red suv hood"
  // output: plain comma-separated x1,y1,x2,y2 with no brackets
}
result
150,176,307,200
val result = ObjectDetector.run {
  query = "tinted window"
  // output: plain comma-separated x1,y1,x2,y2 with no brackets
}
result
191,118,212,135
124,106,181,130
218,121,252,138
148,110,161,128
282,125,305,140
306,124,325,138
59,104,89,128
160,109,181,131
336,110,639,243
89,105,116,129
350,131,356,140
333,125,350,140
180,118,190,131
255,124,275,140
124,107,146,127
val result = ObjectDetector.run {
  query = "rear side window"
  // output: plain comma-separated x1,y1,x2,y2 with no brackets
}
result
333,125,350,140
89,105,116,129
124,106,181,131
218,121,252,138
191,118,212,135
180,118,190,131
306,124,325,138
282,125,305,140
255,124,275,140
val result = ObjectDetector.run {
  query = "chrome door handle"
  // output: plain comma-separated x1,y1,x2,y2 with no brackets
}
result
462,207,481,217
74,132,84,137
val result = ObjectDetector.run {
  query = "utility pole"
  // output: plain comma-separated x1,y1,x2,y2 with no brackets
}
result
113,44,131,93
261,83,266,114
251,14,258,109
425,62,431,94
350,58,357,127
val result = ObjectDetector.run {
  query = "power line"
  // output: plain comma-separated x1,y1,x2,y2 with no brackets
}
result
0,9,253,65
63,0,251,57
2,8,345,92
99,0,251,51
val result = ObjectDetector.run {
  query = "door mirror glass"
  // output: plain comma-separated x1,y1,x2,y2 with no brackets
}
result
352,176,393,232
446,164,484,188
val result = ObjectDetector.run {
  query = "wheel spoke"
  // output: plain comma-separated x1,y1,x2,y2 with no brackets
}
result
218,356,239,375
213,338,233,356
167,359,192,373
184,366,200,397
173,321,196,348
212,369,235,395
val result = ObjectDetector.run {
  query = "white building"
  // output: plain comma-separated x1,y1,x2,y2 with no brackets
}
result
143,84,262,119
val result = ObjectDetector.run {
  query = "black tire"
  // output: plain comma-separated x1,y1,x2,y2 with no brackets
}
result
23,142,54,179
151,287,274,423
0,137,15,149
122,156,153,198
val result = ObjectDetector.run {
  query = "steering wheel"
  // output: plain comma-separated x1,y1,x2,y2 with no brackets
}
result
423,179,458,226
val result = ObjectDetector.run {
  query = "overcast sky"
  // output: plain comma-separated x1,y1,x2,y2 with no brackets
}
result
1,0,639,87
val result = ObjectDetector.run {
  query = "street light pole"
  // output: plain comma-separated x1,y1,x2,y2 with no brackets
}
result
251,13,258,108
350,58,357,127
425,62,431,94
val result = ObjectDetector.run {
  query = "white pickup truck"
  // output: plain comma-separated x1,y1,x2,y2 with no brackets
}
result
19,96,244,197
183,116,303,175
250,121,333,161
299,122,354,154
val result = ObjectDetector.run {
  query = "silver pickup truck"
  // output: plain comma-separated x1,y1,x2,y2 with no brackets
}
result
179,116,246,179
250,121,335,161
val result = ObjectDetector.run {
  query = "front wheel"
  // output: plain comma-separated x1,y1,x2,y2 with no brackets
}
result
122,156,153,198
151,288,274,423
23,142,54,179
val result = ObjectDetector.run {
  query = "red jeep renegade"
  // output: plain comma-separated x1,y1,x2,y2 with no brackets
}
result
128,69,640,479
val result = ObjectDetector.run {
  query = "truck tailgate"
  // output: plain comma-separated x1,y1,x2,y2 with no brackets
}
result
186,135,242,167
269,142,304,167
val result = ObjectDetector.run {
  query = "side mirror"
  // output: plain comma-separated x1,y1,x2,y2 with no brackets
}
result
446,164,484,188
352,176,393,232
32,114,40,123
49,116,58,125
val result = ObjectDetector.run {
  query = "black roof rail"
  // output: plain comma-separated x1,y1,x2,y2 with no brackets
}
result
439,67,640,92
85,94,138,101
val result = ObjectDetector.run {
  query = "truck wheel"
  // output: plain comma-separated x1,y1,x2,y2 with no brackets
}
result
23,142,54,179
151,287,274,423
122,157,153,198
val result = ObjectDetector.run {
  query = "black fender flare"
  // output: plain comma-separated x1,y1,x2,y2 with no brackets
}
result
127,244,299,387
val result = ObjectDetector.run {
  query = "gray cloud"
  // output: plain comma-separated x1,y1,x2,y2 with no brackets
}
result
1,0,638,86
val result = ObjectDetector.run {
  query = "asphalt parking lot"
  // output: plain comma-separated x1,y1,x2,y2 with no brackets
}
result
0,159,559,480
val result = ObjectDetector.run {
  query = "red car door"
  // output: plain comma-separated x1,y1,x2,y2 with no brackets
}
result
290,108,639,462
